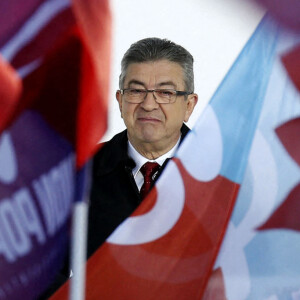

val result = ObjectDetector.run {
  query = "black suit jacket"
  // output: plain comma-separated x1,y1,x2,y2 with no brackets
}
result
87,124,190,257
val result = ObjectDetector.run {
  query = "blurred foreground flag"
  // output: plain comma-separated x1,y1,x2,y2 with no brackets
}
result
0,0,111,299
255,0,300,32
209,14,300,300
54,14,299,300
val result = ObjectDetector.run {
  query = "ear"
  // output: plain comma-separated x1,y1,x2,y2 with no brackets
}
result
116,90,123,118
184,93,198,122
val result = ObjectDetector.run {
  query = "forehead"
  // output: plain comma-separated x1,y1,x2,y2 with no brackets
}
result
124,60,185,88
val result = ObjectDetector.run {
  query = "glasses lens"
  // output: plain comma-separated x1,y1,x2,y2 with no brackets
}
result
154,89,176,103
124,89,146,103
122,88,178,104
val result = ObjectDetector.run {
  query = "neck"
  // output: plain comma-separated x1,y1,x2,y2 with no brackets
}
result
128,136,180,160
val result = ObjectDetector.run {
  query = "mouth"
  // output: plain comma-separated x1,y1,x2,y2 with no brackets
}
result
137,116,161,123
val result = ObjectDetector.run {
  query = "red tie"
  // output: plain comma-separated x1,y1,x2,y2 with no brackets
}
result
140,162,160,199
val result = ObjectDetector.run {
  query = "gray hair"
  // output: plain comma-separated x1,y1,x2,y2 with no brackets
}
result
119,38,195,92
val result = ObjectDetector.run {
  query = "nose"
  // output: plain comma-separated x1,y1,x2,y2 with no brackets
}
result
140,90,159,110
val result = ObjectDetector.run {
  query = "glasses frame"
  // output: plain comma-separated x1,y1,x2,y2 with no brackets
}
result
119,88,193,104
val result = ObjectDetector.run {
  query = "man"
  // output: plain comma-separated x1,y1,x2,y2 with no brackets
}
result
87,37,198,257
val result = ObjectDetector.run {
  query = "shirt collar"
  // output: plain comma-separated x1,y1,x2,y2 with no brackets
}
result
128,138,181,178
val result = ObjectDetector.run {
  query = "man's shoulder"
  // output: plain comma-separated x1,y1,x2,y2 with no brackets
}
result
93,129,129,174
180,123,190,142
98,130,127,151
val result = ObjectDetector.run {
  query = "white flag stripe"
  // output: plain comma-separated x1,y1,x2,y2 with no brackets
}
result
107,160,185,245
18,58,42,78
0,133,18,184
0,0,70,62
178,105,223,182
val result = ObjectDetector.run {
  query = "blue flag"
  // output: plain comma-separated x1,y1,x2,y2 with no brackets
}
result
211,15,300,300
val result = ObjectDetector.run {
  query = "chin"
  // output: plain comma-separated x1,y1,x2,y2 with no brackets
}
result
140,135,159,144
138,127,161,142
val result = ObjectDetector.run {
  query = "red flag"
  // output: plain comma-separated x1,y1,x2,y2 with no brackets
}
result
72,0,112,167
0,56,21,133
1,0,111,167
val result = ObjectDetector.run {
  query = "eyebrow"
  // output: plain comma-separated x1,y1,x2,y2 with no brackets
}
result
127,80,145,87
157,81,177,88
127,80,177,89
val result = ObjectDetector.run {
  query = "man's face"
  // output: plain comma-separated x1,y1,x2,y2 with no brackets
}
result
116,59,198,153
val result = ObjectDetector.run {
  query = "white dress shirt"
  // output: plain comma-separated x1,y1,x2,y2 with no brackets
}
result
128,138,181,191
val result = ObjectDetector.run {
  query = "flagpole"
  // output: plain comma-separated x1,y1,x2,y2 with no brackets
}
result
70,201,88,300
69,162,91,300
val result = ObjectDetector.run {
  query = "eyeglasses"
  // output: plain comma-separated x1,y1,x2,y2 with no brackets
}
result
119,88,193,104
